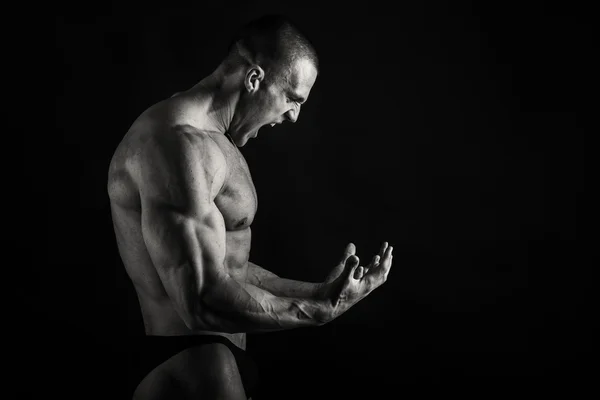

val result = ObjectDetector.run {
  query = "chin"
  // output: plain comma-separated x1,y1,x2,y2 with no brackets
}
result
237,136,250,147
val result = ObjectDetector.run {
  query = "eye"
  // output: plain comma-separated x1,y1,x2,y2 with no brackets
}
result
286,97,300,108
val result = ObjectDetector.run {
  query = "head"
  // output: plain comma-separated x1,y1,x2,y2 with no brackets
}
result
224,14,319,146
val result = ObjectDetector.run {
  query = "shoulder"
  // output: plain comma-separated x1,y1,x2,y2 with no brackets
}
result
132,123,228,198
151,124,226,172
142,98,227,170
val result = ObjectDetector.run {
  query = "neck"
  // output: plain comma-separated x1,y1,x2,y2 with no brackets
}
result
186,65,244,135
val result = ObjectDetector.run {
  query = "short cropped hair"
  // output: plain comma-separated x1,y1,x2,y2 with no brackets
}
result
225,14,319,85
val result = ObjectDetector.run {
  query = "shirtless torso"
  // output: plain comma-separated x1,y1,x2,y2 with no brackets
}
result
108,95,257,351
105,17,394,399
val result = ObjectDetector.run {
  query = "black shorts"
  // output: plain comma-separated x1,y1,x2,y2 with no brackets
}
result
126,334,258,399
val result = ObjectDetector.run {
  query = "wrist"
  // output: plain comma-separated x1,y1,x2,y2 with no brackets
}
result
315,297,336,325
296,297,333,325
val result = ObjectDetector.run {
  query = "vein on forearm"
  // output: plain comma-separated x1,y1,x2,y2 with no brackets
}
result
246,261,322,298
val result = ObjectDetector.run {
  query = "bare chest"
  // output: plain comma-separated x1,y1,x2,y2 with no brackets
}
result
215,144,258,232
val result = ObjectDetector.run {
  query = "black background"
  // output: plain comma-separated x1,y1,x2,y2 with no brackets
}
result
44,1,591,397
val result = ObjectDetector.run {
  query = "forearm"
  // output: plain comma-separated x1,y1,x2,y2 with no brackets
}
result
197,273,331,334
247,261,323,298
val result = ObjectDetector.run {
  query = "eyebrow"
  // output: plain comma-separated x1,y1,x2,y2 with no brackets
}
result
288,91,306,104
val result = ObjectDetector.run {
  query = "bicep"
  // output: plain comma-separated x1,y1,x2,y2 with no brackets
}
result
141,202,227,315
136,127,228,325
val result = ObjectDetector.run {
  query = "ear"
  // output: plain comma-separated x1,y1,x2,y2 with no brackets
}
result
244,65,265,93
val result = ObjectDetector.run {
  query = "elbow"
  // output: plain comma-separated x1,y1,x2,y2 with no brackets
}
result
183,274,244,333
171,288,213,331
181,312,205,331
180,296,216,331
175,301,204,331
181,291,228,333
185,308,239,334
179,307,216,332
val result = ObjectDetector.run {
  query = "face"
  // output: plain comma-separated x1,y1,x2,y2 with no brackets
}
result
231,57,318,146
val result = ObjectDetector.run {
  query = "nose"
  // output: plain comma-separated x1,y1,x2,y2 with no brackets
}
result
284,107,299,123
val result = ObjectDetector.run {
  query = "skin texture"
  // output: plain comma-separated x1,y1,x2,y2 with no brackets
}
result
108,54,393,399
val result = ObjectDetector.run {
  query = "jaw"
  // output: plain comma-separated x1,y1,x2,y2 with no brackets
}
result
233,134,247,147
232,121,275,146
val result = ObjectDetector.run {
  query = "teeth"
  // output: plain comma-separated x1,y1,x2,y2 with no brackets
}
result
270,123,276,127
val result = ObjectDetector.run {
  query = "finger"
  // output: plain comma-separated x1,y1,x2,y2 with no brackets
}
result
353,266,364,280
363,254,380,276
368,254,380,270
386,255,393,279
345,255,360,277
379,242,388,259
367,246,393,281
339,243,356,264
383,245,393,261
380,246,393,274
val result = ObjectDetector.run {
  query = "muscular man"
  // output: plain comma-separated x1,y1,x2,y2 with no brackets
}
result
108,14,393,400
